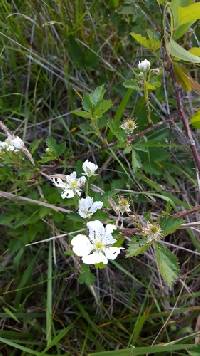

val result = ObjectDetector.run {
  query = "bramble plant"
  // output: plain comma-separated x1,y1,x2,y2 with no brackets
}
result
1,0,200,355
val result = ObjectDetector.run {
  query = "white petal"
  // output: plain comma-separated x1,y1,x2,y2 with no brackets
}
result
78,176,86,186
71,234,93,257
87,220,104,241
82,251,108,265
78,209,90,219
79,197,93,210
82,160,98,176
66,172,76,184
104,247,122,260
105,224,116,235
90,201,103,213
75,189,82,197
52,178,66,189
61,189,74,199
102,224,116,244
12,137,24,149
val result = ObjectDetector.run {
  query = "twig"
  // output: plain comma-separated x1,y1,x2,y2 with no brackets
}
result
161,240,200,257
127,117,175,144
173,205,200,218
25,233,67,246
169,65,200,173
0,190,71,214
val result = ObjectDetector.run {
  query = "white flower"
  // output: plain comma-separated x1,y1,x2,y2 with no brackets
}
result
82,160,98,177
0,136,24,153
116,197,131,215
138,59,150,72
0,141,10,151
10,136,24,150
78,196,103,219
120,118,137,134
71,220,123,264
52,171,86,199
142,222,162,242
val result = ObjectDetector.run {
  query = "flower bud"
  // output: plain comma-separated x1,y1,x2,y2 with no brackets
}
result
138,59,150,72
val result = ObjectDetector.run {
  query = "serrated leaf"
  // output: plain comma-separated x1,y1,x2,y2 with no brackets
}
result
93,99,112,118
167,39,200,63
72,110,91,119
78,265,95,286
190,109,200,128
126,237,150,257
123,79,140,90
155,243,180,288
90,85,106,106
130,32,160,51
82,94,93,111
160,216,183,237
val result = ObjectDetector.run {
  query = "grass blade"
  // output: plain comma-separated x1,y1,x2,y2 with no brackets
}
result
46,242,52,347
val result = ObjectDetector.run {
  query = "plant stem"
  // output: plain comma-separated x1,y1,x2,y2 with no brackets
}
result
169,64,200,174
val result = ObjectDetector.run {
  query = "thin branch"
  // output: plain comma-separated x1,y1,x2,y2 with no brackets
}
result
169,64,200,173
0,190,71,214
173,205,200,218
25,233,67,246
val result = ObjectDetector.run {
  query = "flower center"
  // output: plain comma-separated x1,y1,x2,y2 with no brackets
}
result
95,241,105,251
70,180,78,189
150,225,160,234
119,198,129,207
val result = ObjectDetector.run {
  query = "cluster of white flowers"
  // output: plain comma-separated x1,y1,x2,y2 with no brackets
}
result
52,159,124,265
0,136,24,153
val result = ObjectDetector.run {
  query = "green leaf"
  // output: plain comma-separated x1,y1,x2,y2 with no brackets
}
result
90,85,106,106
167,38,200,63
155,243,180,288
123,79,140,90
173,22,193,40
93,99,112,118
130,32,160,51
72,110,91,119
160,216,183,237
79,264,95,286
173,63,192,91
132,149,141,173
179,3,200,25
189,47,200,56
82,94,93,111
171,0,194,39
0,336,56,355
3,307,19,323
46,242,52,347
171,0,193,27
88,343,200,356
126,237,150,257
190,109,200,128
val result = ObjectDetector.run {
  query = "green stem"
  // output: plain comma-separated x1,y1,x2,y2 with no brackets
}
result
144,79,152,125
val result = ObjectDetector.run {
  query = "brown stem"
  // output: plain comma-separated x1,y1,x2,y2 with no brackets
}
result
173,205,200,219
169,65,200,173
